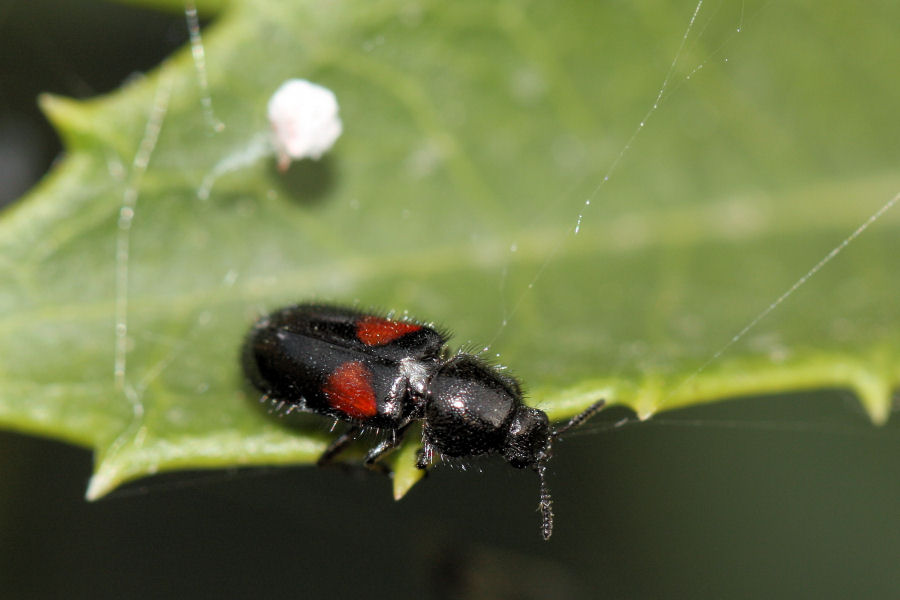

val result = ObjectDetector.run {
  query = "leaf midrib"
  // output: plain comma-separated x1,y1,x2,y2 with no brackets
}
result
3,176,899,336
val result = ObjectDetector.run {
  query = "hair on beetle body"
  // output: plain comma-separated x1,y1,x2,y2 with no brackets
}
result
242,302,604,539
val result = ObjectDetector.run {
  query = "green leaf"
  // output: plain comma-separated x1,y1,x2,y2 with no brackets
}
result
1,0,899,500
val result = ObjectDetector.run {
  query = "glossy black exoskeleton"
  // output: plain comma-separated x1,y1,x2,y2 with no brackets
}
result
242,303,604,539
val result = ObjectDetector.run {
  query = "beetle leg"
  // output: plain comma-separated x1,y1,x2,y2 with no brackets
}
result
362,433,403,466
363,421,416,468
415,442,433,470
316,424,361,466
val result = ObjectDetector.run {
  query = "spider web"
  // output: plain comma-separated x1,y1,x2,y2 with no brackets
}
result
3,0,900,493
24,2,896,440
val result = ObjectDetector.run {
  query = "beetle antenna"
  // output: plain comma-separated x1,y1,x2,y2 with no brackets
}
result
552,399,606,439
536,400,605,540
537,463,554,540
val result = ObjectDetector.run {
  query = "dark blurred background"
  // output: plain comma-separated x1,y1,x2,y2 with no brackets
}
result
4,392,900,599
0,0,188,208
3,2,900,599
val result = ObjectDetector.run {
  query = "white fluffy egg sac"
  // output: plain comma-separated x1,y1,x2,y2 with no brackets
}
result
267,79,343,171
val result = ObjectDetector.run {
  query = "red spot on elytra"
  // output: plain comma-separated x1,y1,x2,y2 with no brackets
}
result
323,361,377,419
356,316,422,346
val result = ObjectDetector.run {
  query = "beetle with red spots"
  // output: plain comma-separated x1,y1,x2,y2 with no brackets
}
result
242,303,604,539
